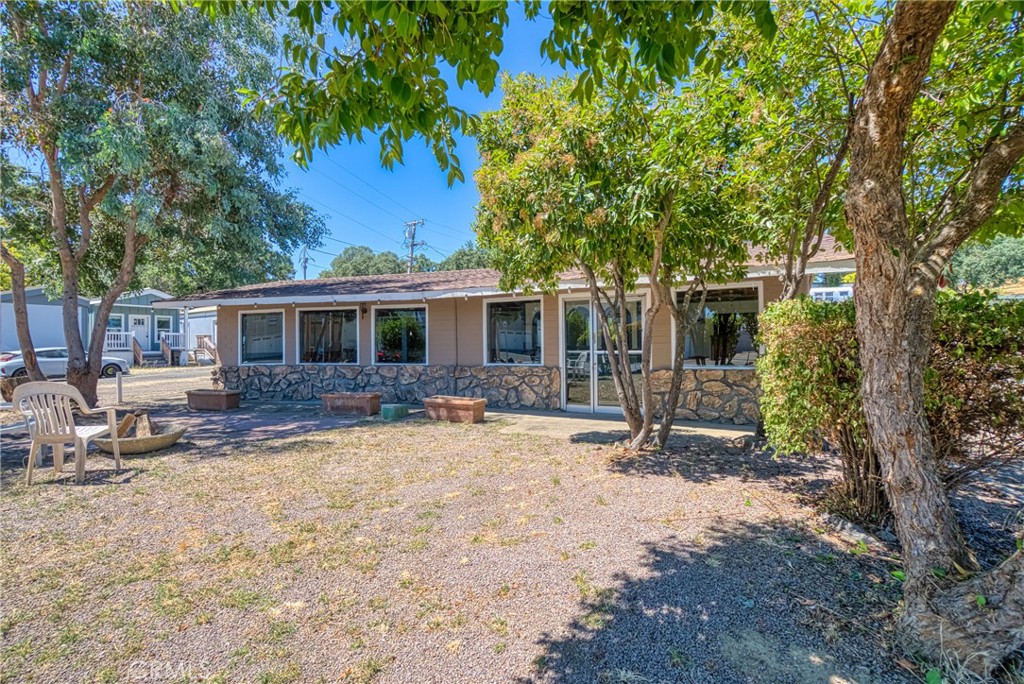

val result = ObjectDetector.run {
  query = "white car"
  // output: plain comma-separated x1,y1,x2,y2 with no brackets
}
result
0,347,129,379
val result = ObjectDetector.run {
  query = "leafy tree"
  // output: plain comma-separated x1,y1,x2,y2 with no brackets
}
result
319,246,407,278
688,3,880,300
952,235,1024,288
203,0,776,180
476,74,754,448
0,159,53,379
1,2,322,403
437,241,492,271
842,1,1024,672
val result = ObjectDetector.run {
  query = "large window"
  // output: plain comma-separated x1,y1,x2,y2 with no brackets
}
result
679,287,760,366
240,311,284,364
107,314,123,330
486,300,542,364
299,309,358,363
374,308,426,364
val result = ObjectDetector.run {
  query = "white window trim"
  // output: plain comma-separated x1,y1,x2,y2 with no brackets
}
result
238,309,286,366
107,314,125,331
669,280,764,371
370,304,429,366
155,314,173,331
294,307,360,365
557,290,650,414
482,296,544,367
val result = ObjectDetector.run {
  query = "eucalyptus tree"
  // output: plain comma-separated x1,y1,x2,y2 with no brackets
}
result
475,74,754,448
841,1,1024,673
1,2,322,404
202,0,775,180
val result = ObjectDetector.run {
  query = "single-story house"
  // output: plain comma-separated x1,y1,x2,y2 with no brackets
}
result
156,239,854,424
92,288,182,355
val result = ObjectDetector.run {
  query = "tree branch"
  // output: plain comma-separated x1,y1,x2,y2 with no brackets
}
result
75,174,117,261
914,123,1024,284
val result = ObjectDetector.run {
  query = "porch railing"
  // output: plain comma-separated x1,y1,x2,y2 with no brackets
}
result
104,331,135,351
196,334,217,364
160,332,187,349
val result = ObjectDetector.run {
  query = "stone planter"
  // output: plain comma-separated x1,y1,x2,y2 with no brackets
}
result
186,389,240,411
322,392,381,416
424,395,486,424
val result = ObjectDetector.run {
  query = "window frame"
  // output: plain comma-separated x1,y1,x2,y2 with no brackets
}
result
482,297,544,367
295,307,360,365
669,281,764,370
155,315,173,333
107,314,124,331
371,305,429,366
238,309,286,366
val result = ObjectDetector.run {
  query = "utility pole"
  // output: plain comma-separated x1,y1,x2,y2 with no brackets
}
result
299,245,309,279
403,219,426,273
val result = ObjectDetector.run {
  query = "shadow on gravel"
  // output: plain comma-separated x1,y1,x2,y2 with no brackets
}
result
521,521,912,684
600,433,835,491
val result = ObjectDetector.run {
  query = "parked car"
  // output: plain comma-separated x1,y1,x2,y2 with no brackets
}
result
0,347,129,379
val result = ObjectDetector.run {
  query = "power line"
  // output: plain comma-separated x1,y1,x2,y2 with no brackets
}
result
323,155,420,217
298,192,404,246
308,166,409,224
320,156,473,242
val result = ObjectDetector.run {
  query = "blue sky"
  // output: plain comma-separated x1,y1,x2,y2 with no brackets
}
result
284,11,570,277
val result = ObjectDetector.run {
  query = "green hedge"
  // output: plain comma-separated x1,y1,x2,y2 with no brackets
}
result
757,290,1023,507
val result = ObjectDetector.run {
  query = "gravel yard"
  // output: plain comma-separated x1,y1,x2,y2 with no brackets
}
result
0,402,925,684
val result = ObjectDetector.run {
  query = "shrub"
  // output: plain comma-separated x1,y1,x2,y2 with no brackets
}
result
757,291,1024,523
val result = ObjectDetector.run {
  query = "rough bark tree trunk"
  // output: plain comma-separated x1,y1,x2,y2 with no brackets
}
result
655,282,707,448
0,244,45,381
846,1,1024,673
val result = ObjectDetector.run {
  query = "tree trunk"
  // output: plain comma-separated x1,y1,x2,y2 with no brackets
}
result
0,246,45,381
845,1,1024,673
655,283,706,448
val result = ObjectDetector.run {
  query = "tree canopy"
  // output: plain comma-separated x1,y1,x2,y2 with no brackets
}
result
318,242,491,278
201,0,776,181
0,1,324,401
953,235,1024,288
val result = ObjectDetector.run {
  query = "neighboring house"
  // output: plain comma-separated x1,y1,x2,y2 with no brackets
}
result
1,287,187,367
0,287,91,352
809,286,854,302
91,288,180,354
157,238,854,424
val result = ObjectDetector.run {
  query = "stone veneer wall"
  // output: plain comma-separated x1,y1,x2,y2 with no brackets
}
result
212,365,759,424
650,368,759,424
213,364,562,410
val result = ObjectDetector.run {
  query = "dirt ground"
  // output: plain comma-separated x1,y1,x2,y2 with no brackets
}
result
0,384,931,684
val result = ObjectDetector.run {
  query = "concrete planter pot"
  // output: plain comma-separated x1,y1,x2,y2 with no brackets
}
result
186,389,240,411
322,392,381,416
423,395,486,424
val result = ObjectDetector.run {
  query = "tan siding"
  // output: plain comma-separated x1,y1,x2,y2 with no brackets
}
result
542,294,560,367
457,297,484,366
428,298,457,365
760,275,785,304
218,307,239,366
650,302,673,371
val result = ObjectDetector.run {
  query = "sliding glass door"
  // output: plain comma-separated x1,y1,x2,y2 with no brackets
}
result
562,297,644,413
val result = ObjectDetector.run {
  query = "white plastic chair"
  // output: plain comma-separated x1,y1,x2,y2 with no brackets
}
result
12,382,121,485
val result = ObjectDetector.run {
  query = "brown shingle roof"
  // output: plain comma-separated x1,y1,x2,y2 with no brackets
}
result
162,238,854,305
164,269,506,304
